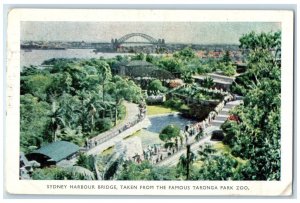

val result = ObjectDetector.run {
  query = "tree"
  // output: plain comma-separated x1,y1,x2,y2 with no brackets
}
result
222,50,232,65
57,126,84,146
156,57,183,76
239,31,281,52
20,58,138,153
31,166,95,180
145,54,155,63
116,161,176,180
217,62,236,76
21,73,53,101
20,94,51,153
182,71,194,84
159,125,182,150
194,153,238,180
82,59,112,102
177,147,196,180
106,76,143,125
148,79,167,95
221,31,281,180
174,47,196,61
232,31,281,95
56,93,81,130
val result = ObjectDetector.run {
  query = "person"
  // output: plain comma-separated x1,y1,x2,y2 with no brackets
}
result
85,138,88,148
185,125,189,132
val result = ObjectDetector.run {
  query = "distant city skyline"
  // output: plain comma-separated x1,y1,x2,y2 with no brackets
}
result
21,22,281,44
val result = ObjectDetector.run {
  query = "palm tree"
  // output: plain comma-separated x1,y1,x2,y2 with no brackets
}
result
49,100,65,142
76,152,125,180
76,89,91,130
89,104,97,132
202,76,215,89
58,93,82,129
177,148,196,180
87,59,112,103
198,144,216,161
97,152,125,180
65,166,95,180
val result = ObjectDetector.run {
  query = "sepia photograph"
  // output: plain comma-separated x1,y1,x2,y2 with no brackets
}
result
5,9,294,196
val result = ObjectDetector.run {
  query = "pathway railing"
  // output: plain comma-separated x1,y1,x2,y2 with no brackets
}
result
86,107,146,150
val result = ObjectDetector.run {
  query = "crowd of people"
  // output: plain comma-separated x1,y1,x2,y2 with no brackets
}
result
184,91,234,139
85,84,235,165
139,89,235,165
143,144,164,164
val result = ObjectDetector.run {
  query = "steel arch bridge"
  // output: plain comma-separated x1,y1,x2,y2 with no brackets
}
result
118,33,159,44
111,33,165,48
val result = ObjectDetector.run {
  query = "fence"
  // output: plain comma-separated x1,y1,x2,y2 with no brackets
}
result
86,107,146,150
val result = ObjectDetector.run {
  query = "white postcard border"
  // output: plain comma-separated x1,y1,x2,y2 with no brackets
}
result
5,9,294,196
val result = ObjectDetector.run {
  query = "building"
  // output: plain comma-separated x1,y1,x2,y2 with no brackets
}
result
26,141,80,167
193,73,236,91
115,60,174,80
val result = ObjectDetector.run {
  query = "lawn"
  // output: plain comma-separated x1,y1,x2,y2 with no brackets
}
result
147,105,178,116
213,142,231,154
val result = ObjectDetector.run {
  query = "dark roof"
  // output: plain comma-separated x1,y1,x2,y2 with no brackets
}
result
31,141,80,162
126,60,154,67
113,60,128,67
125,66,174,79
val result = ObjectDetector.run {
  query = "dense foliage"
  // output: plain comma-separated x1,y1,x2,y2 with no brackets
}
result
20,58,143,153
147,79,167,95
117,161,177,180
220,31,281,180
32,166,95,180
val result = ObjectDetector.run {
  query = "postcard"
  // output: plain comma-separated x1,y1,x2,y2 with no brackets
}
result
5,9,294,196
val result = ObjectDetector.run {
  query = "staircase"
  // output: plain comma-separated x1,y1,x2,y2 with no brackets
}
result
210,100,243,128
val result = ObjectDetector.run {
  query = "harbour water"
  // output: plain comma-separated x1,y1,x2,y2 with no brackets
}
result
147,114,197,134
20,49,134,68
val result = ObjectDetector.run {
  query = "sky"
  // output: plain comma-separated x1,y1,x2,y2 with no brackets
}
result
21,22,281,44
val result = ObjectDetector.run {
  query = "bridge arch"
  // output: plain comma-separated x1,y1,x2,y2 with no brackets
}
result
117,33,159,44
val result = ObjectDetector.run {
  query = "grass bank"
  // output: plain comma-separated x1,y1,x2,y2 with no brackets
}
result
147,105,178,116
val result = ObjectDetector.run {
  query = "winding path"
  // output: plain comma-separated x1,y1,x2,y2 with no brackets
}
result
86,101,147,155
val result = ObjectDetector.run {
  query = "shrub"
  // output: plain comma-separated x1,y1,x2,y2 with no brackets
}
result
96,118,113,133
159,125,181,142
217,62,236,76
211,130,225,141
202,76,215,89
179,104,190,112
164,98,183,109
